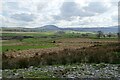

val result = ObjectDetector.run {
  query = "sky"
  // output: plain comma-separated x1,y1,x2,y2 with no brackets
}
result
0,0,119,28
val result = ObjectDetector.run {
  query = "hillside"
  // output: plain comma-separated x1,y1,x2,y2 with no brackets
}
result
35,25,61,31
1,25,118,33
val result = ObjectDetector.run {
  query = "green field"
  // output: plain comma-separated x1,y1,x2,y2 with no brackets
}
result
2,38,58,52
2,31,95,52
2,31,118,53
2,45,56,53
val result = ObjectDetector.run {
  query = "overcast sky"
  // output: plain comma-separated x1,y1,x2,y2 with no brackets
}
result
0,0,119,28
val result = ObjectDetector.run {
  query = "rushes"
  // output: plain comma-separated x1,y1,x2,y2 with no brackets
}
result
2,43,120,69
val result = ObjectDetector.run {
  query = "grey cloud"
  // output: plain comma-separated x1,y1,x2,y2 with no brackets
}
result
61,2,95,17
53,2,95,21
60,2,80,17
84,2,109,13
11,13,36,22
37,2,49,12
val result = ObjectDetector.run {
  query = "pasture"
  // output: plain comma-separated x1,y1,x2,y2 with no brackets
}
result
2,31,118,53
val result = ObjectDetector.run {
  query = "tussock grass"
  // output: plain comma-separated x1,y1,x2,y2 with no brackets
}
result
2,43,120,69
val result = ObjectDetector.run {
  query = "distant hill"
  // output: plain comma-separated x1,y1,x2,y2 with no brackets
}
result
1,25,118,33
62,26,118,33
35,25,61,31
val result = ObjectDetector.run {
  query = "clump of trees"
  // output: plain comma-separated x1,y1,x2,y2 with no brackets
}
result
96,31,117,38
97,31,104,38
56,31,65,35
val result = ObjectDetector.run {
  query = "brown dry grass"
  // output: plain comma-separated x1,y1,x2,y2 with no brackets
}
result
2,38,120,69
